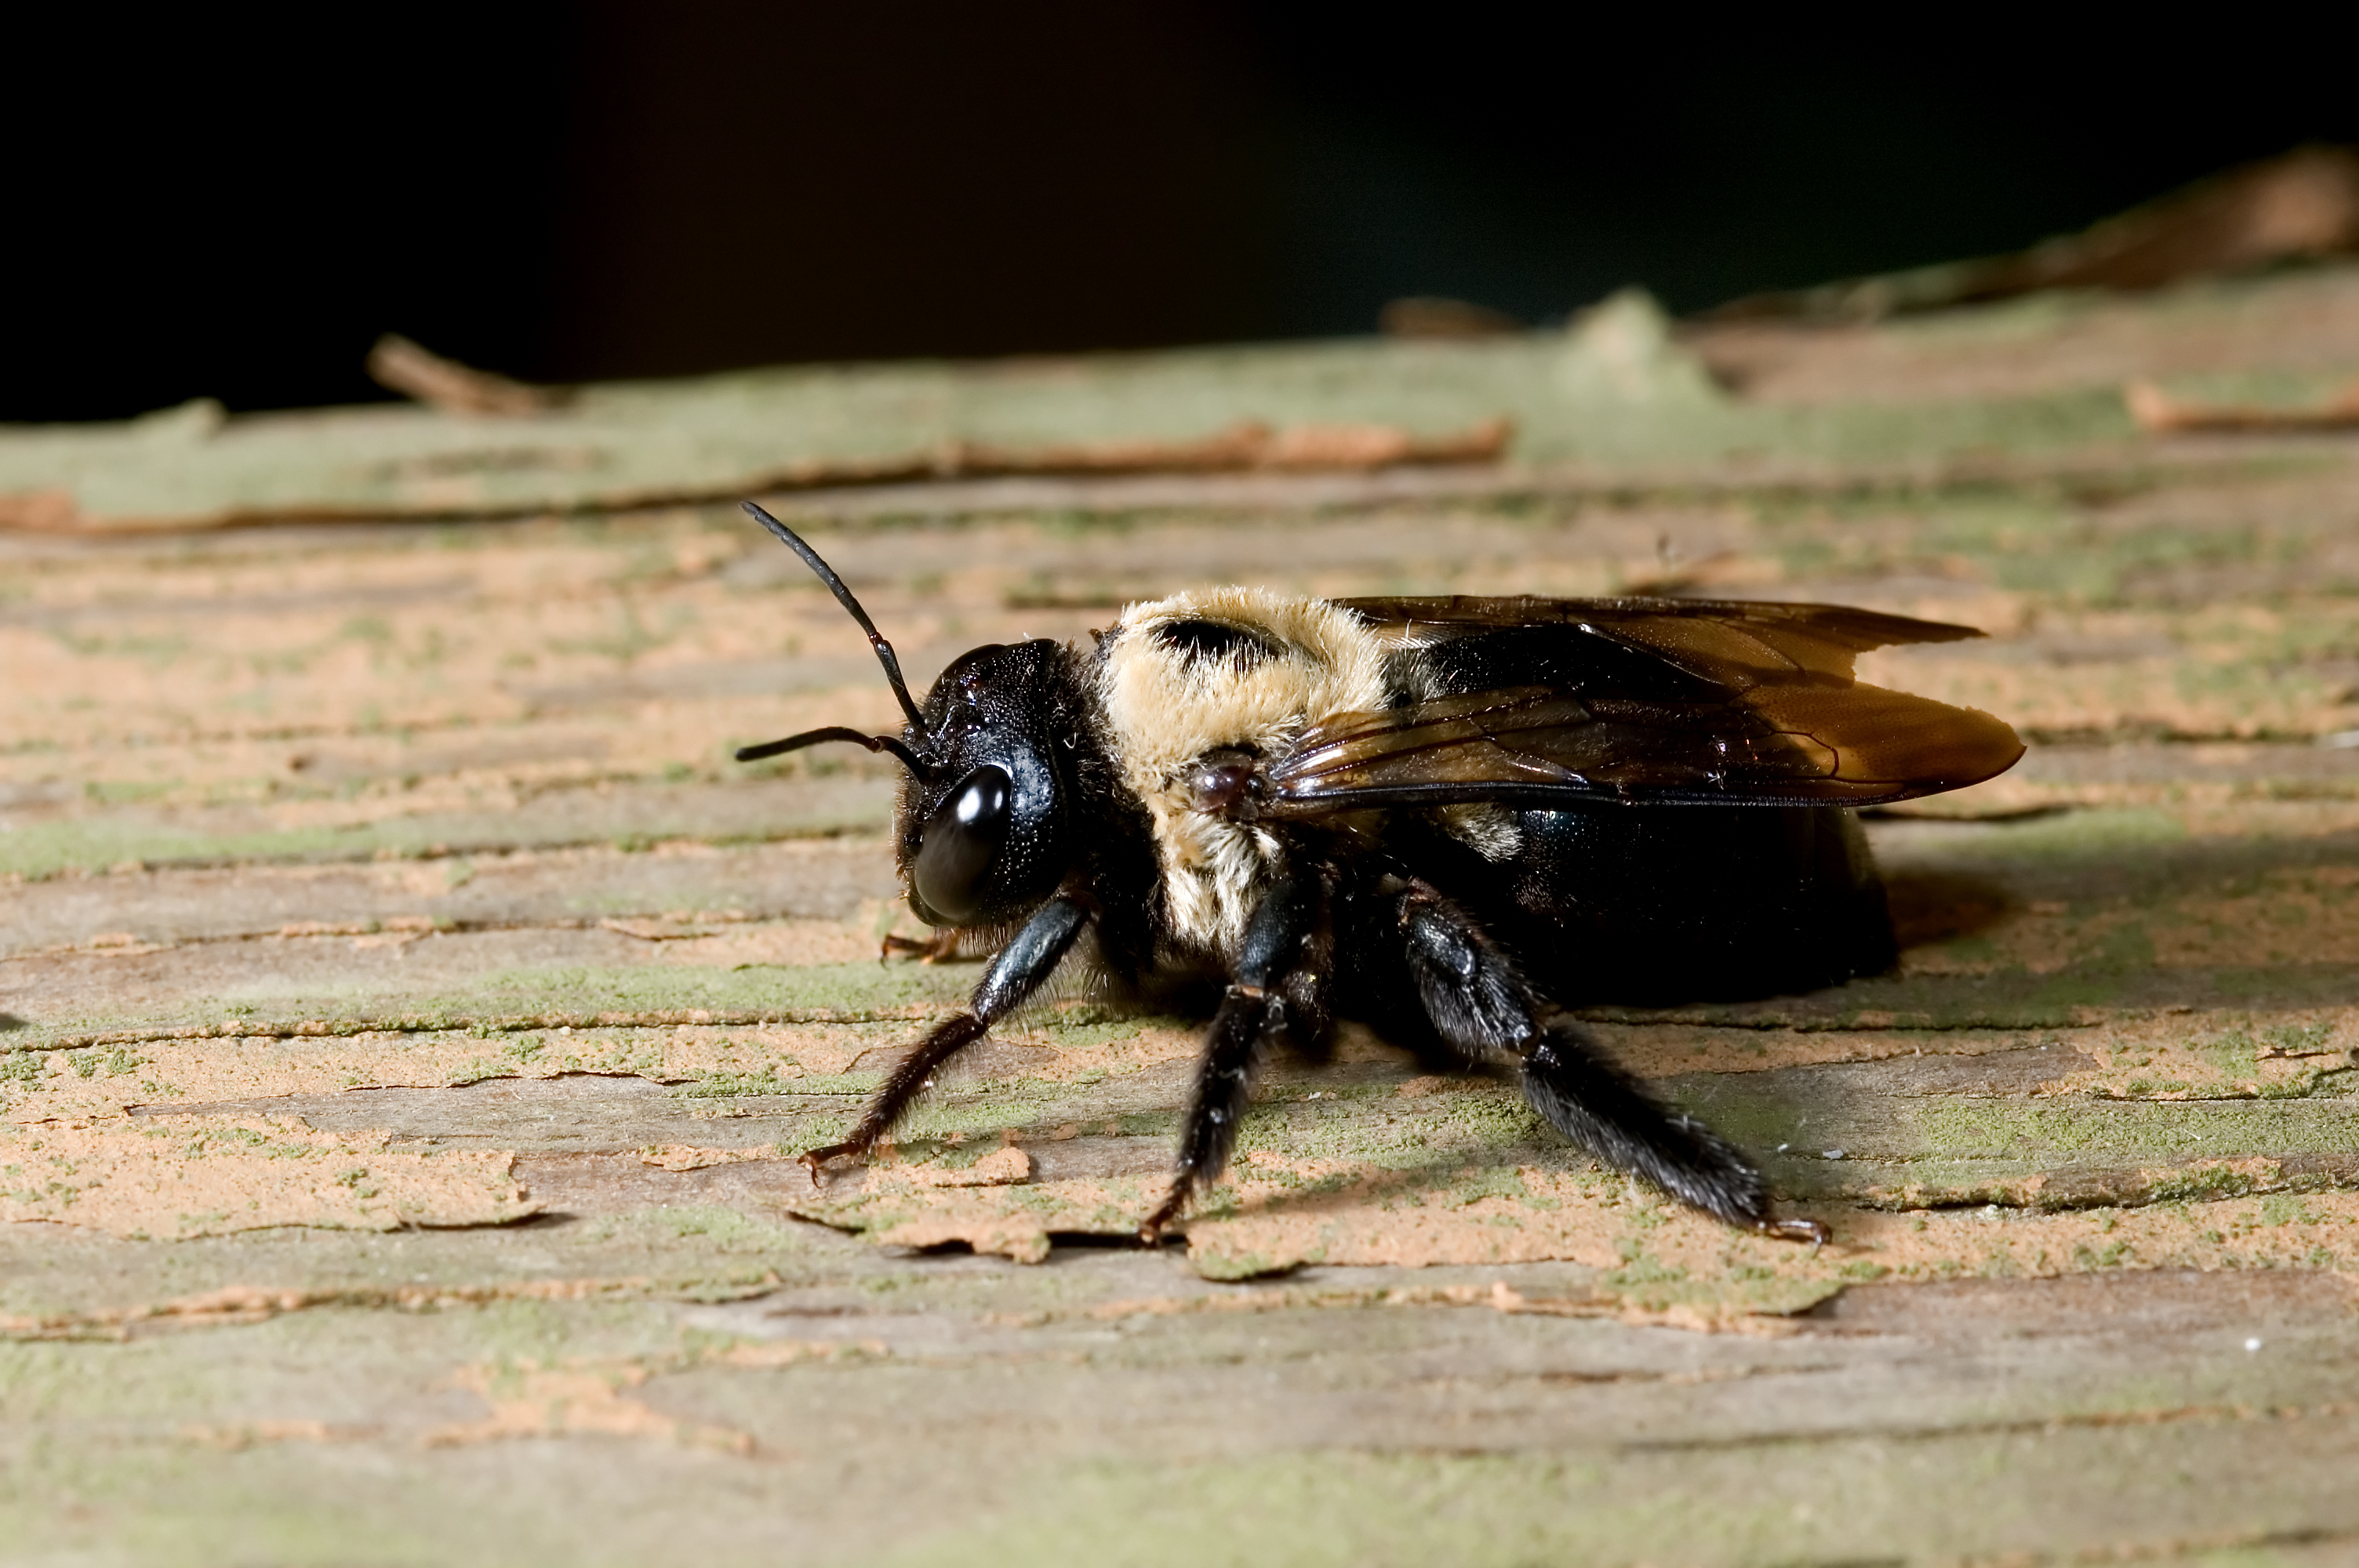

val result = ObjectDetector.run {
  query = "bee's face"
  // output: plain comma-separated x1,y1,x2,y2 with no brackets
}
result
897,641,1072,927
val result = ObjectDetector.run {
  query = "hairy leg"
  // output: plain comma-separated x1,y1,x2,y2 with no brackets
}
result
803,895,1091,1180
879,929,963,963
1136,984,1277,1240
1394,880,1824,1243
1140,874,1327,1240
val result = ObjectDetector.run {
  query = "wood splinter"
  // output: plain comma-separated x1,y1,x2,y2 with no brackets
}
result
366,333,561,418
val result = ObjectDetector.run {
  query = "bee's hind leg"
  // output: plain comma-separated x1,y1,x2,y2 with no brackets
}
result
1517,1023,1826,1243
802,896,1092,1182
1392,881,1823,1243
1140,875,1329,1243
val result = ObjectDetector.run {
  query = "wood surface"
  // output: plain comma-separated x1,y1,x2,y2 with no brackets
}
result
6,271,2359,1565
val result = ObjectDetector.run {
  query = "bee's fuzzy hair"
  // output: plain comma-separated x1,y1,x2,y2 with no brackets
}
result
1094,588,1389,955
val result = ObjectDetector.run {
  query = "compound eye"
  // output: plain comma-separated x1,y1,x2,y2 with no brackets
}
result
912,766,1012,924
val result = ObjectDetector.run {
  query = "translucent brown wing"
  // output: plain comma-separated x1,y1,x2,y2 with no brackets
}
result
1334,593,1987,681
1252,596,2022,814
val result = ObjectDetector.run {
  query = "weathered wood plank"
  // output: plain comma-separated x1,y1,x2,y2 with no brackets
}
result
6,267,2359,1562
2,269,2354,529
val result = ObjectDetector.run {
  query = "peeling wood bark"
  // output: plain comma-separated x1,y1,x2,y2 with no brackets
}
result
6,270,2359,1562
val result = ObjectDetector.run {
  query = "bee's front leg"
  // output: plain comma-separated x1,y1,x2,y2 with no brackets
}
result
802,895,1090,1182
878,929,963,964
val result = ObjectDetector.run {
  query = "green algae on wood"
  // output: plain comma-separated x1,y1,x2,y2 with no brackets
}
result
0,281,2234,532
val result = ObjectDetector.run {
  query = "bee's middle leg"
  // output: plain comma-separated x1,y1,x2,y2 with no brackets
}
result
1140,875,1329,1242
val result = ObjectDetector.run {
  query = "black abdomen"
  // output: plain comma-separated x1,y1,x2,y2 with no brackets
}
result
1499,804,1893,1002
1364,804,1893,1006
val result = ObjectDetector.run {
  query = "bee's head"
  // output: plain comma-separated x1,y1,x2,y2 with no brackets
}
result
894,641,1071,927
731,503,1074,930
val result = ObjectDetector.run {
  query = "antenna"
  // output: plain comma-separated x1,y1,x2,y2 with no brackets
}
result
735,726,932,780
741,500,929,736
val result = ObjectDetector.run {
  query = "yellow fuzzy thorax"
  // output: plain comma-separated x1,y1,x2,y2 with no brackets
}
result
1093,587,1389,953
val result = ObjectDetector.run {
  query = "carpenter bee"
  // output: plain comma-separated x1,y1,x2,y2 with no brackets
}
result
733,502,2023,1243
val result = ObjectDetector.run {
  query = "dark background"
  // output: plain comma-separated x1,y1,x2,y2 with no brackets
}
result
9,4,2357,423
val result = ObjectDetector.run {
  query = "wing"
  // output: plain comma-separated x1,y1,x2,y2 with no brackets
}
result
1252,595,2022,814
1335,593,1986,679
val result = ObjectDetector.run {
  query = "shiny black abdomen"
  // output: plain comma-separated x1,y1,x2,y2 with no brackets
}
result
1496,804,1893,1002
1337,804,1895,1011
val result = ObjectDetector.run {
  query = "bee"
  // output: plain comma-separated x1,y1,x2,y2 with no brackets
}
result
733,502,2023,1244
